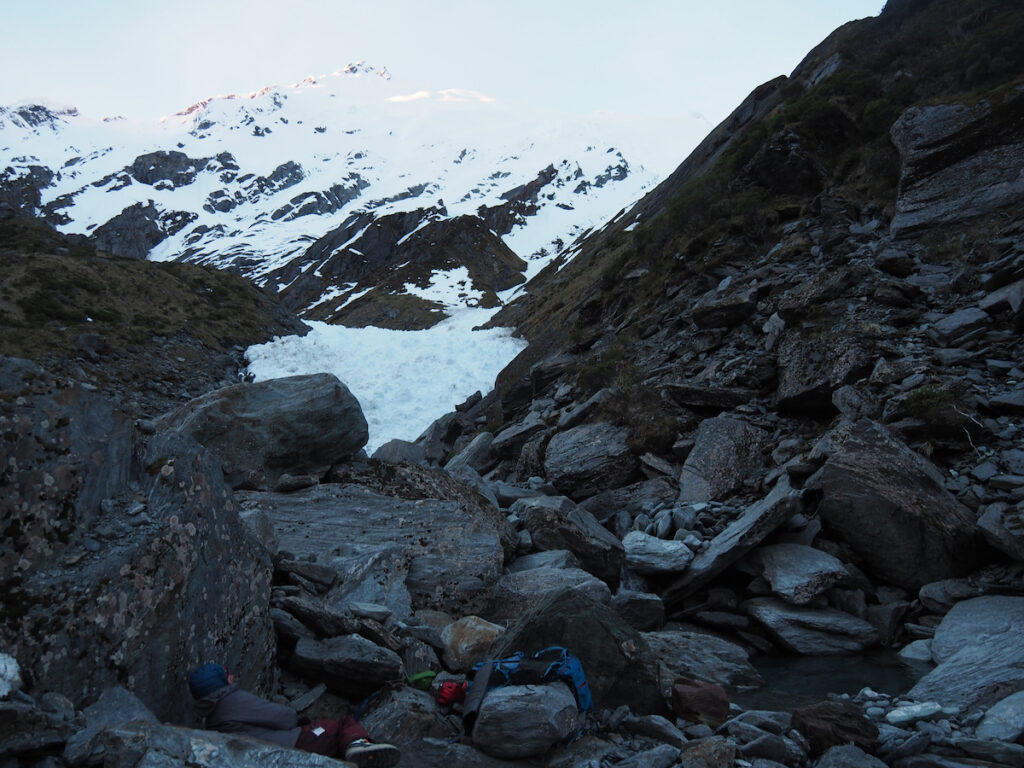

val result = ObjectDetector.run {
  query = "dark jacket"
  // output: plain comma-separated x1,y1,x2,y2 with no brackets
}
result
193,683,301,747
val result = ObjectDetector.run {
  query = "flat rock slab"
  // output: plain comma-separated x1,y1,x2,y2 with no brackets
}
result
238,482,508,620
909,596,1024,712
744,597,879,654
624,530,695,575
749,543,848,605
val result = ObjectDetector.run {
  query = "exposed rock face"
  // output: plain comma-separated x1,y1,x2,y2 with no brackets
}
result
806,420,989,590
157,373,367,489
0,358,275,724
890,87,1024,233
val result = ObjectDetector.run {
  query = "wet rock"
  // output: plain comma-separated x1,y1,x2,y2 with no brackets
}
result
157,373,367,490
678,415,769,502
543,422,639,500
744,597,879,654
806,420,988,590
471,683,581,759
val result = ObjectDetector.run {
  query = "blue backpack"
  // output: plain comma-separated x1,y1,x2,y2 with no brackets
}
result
463,646,592,733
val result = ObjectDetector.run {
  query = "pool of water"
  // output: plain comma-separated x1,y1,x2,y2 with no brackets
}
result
729,650,934,711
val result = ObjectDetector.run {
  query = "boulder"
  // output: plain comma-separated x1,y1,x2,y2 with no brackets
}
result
642,629,762,691
507,549,580,573
678,415,768,502
359,687,460,748
492,413,546,459
510,496,624,588
487,566,610,622
0,360,275,724
805,420,988,590
490,590,668,716
440,616,505,672
289,634,404,698
238,468,512,620
816,744,888,768
623,530,695,575
664,477,801,606
543,422,639,500
748,543,849,605
471,683,581,759
890,92,1024,233
157,373,367,489
908,596,1024,712
744,598,879,654
0,696,76,761
925,307,992,347
670,678,731,727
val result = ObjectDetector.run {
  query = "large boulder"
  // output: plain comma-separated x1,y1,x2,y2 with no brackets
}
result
487,566,611,622
238,467,513,621
289,634,404,698
543,422,639,500
775,330,872,416
908,596,1024,712
0,359,275,724
471,683,582,759
678,415,768,502
157,373,367,489
490,590,668,716
510,496,624,589
806,420,989,590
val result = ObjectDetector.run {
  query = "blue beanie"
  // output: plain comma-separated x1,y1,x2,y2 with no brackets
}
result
188,663,229,699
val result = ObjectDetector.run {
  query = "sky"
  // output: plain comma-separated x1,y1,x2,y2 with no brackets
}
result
2,0,883,126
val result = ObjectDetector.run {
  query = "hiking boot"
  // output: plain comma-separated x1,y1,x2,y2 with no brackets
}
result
344,739,401,767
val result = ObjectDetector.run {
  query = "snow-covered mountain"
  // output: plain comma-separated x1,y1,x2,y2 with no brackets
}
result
0,63,709,329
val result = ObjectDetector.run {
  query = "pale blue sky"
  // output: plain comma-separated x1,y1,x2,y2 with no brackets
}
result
1,1,882,123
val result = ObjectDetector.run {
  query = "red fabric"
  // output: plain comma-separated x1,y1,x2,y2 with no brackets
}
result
294,716,371,756
436,681,468,705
